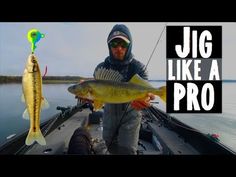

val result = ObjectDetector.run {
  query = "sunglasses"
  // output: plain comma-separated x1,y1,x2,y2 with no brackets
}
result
109,41,129,48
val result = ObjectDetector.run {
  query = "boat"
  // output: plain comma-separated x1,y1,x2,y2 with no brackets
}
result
0,101,235,155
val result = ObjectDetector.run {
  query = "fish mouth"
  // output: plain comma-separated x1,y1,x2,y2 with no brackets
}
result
68,85,76,94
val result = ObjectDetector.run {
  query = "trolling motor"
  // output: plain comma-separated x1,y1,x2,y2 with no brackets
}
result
56,106,71,112
56,106,72,118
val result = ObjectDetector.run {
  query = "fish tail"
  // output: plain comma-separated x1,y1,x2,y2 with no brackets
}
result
25,129,46,146
153,86,166,103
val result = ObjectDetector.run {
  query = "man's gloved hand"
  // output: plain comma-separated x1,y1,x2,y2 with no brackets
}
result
131,93,155,110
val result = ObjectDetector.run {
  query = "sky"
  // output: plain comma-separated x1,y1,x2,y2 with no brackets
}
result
0,22,235,80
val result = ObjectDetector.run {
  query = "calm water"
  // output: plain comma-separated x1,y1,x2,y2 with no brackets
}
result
0,82,236,153
0,83,77,147
151,81,236,153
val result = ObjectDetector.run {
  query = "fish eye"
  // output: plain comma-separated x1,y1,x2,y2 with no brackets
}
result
31,58,36,63
31,32,37,37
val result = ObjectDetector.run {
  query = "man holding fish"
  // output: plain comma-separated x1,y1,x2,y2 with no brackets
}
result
68,24,166,154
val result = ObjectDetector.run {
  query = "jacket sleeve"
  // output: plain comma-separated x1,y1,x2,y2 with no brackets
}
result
138,64,148,80
131,59,148,80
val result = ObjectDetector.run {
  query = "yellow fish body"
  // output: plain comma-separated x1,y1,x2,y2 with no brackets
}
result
68,68,166,111
22,54,49,145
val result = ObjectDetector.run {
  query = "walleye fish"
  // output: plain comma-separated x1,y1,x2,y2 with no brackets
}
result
22,54,49,146
68,68,166,111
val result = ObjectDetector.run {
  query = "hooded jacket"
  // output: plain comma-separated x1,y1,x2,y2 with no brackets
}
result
94,24,148,81
94,25,146,153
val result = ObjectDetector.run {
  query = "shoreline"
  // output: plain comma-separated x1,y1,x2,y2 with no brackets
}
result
1,76,236,84
0,76,86,84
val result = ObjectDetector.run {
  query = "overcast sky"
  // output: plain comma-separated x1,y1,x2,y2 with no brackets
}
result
0,22,235,80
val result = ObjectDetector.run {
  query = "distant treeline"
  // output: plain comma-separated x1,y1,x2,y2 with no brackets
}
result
1,76,235,84
0,76,88,84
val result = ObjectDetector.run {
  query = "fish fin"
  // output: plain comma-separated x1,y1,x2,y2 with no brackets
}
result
22,109,30,120
93,100,104,111
94,67,123,82
129,74,153,88
41,97,50,109
154,86,166,103
25,129,46,146
21,94,25,102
